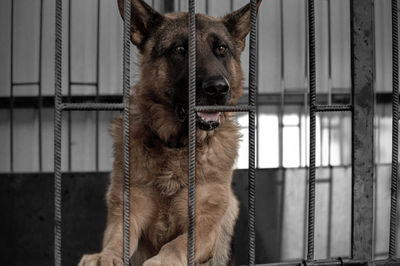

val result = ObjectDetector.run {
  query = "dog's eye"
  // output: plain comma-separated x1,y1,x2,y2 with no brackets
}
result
175,45,186,55
216,45,227,56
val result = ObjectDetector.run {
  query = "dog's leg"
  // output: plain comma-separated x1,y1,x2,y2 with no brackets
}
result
79,181,154,266
209,189,239,266
143,184,233,266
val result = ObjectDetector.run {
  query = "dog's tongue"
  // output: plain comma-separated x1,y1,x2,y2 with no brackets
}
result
197,112,220,122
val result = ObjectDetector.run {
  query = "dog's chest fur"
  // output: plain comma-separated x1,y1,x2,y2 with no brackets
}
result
138,120,240,196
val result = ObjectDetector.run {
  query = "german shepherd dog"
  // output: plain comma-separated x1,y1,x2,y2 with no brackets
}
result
79,0,261,265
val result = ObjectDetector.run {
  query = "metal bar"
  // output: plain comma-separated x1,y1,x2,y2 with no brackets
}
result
194,105,254,112
242,258,400,266
10,0,14,173
1,92,396,109
389,0,399,259
62,103,124,111
38,0,44,172
188,0,196,264
307,0,316,260
350,0,374,260
315,105,352,112
248,0,258,264
122,0,131,265
54,0,63,264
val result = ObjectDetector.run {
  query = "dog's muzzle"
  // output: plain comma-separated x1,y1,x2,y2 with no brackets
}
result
175,77,230,131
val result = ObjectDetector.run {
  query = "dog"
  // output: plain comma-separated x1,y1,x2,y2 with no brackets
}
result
79,0,261,265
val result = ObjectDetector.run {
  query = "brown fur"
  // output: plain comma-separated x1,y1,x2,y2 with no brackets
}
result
79,1,261,265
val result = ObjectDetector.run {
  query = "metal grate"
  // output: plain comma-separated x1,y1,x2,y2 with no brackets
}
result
53,0,128,265
50,0,400,265
186,0,258,264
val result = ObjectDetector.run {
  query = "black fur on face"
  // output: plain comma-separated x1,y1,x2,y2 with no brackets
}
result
148,15,240,131
118,0,262,132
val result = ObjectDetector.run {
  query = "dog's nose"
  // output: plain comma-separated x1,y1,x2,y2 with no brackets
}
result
202,77,230,97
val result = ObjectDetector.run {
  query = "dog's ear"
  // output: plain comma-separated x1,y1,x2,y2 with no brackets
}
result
117,0,164,47
223,0,262,51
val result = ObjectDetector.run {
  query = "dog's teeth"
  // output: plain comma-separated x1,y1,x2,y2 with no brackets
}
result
197,112,220,122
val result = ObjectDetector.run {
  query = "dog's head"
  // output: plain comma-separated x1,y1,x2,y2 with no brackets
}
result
118,0,261,145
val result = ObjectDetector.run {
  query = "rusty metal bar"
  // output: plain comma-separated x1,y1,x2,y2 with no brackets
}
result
54,0,63,264
350,0,374,260
63,103,124,111
0,93,397,109
389,0,399,259
121,0,131,264
315,105,352,112
194,105,254,112
187,0,196,264
248,0,258,264
307,0,317,260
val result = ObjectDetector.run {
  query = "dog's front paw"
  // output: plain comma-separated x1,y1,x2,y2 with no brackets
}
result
78,252,123,266
143,256,183,266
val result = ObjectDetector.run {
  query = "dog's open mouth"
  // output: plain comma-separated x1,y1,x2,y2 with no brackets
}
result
175,104,221,131
196,112,221,131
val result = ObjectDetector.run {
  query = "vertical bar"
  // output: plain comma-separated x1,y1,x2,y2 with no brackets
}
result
10,0,14,172
248,0,257,264
122,0,131,264
389,0,399,259
350,0,374,260
38,0,44,172
95,0,101,171
188,0,196,264
307,0,316,261
205,0,209,14
54,0,63,264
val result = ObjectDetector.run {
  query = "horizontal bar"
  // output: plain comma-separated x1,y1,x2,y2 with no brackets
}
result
0,92,396,109
70,82,98,86
62,103,124,111
314,104,352,112
12,82,40,86
0,96,123,108
249,258,400,266
195,105,255,112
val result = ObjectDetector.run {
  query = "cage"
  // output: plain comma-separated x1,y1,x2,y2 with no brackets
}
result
0,0,399,265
